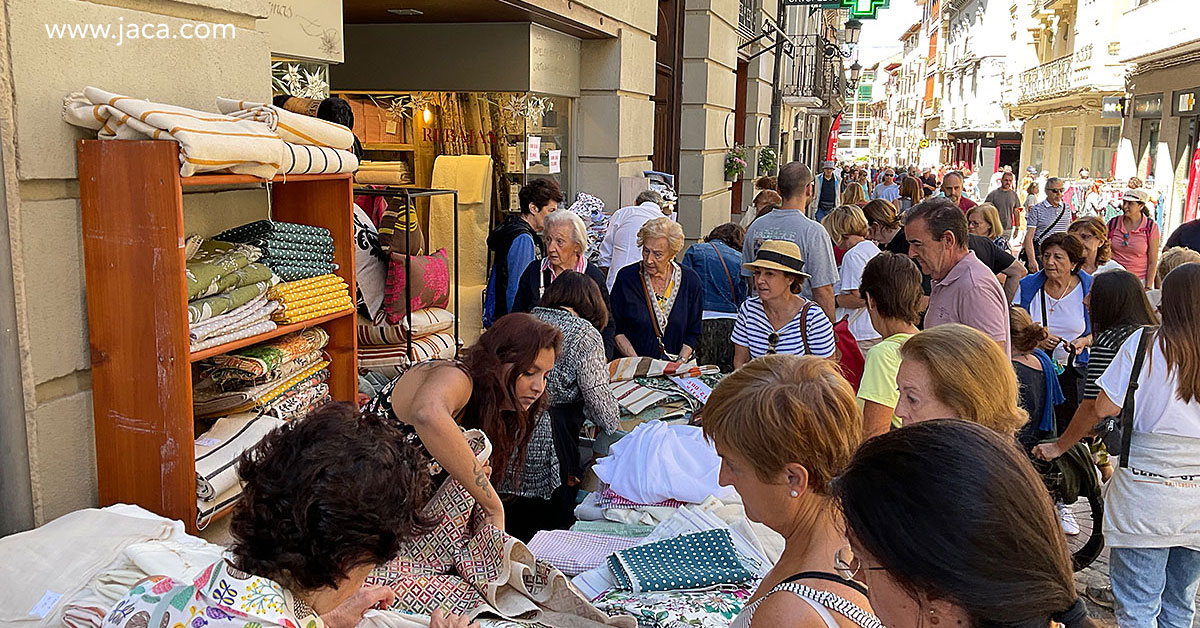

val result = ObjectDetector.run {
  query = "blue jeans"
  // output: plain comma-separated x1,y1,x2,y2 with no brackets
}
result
1111,546,1200,628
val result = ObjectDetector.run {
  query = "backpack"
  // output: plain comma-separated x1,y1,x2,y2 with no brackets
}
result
799,302,865,389
1107,215,1156,240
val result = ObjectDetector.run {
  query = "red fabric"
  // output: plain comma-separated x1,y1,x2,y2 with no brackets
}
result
1186,147,1200,222
827,113,842,160
831,319,864,390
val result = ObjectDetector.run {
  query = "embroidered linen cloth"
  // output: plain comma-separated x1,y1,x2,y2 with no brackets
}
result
606,530,754,594
102,558,325,628
365,431,635,628
185,241,264,300
63,87,284,178
194,412,285,501
217,97,355,151
608,358,719,383
526,531,642,577
590,587,753,628
204,328,329,384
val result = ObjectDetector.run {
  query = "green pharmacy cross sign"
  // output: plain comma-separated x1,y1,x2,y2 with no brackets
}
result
781,0,889,19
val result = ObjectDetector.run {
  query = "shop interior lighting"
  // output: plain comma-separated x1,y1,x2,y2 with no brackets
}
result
423,107,432,123
387,8,424,16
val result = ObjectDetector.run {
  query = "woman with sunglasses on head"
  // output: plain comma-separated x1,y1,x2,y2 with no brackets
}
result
833,420,1098,628
705,355,880,628
732,240,836,369
1107,188,1161,286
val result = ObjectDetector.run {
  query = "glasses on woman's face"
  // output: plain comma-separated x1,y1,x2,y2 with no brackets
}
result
767,332,780,355
834,547,887,580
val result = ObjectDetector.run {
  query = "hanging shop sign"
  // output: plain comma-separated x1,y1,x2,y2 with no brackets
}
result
1101,96,1126,119
1133,93,1163,119
1172,88,1200,116
260,0,343,63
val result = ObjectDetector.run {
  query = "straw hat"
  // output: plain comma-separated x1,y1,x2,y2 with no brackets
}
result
743,239,811,280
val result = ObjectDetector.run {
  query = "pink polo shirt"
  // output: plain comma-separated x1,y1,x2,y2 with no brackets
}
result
927,250,1011,354
1108,215,1160,283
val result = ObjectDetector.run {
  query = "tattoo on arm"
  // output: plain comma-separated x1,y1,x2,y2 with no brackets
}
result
472,461,494,497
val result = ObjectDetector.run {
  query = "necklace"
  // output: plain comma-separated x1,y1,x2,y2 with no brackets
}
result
1045,279,1073,313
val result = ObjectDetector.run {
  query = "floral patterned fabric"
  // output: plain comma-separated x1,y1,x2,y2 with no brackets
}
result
591,587,752,628
185,239,264,300
102,558,323,628
383,248,451,324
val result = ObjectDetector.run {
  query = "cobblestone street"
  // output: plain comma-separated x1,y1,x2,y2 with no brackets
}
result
1076,547,1200,627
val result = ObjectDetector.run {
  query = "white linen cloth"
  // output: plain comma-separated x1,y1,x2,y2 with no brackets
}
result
63,87,284,178
195,412,286,501
217,97,355,150
281,142,359,175
592,421,736,505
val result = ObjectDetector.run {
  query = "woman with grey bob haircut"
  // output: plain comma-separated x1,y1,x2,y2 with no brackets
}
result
513,206,616,358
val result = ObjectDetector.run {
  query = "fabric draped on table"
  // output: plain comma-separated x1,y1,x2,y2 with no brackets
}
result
590,588,753,628
606,529,754,594
608,358,719,382
526,531,641,577
62,87,284,178
365,430,635,628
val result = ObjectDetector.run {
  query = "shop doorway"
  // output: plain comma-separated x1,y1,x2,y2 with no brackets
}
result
998,142,1021,172
653,0,684,176
731,59,749,214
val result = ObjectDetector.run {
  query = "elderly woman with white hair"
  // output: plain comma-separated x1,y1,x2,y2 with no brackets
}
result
513,208,615,358
610,216,703,360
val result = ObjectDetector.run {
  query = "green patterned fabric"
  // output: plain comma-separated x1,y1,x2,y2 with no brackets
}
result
187,279,273,325
248,238,335,256
607,529,753,593
260,250,335,264
569,520,656,538
271,262,338,282
185,240,262,300
591,587,752,628
215,219,331,242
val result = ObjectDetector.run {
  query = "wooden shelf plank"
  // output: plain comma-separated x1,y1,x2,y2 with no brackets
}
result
362,143,416,151
189,308,356,362
180,172,352,187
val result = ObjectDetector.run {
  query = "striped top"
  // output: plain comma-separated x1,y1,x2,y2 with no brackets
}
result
1084,324,1139,400
732,297,836,359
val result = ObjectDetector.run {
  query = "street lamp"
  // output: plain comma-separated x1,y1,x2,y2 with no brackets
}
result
845,20,862,47
850,61,862,86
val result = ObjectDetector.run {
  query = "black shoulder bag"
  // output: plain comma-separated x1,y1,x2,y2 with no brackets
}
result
1099,327,1155,467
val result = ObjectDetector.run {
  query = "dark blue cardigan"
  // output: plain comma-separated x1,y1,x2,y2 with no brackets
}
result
610,262,704,359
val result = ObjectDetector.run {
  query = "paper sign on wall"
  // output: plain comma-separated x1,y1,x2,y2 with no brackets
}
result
507,145,520,171
548,150,561,174
527,136,542,164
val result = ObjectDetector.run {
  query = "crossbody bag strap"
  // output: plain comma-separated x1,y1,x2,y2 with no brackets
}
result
639,270,669,356
1039,285,1049,328
710,243,738,303
1036,205,1068,246
799,301,814,355
1118,327,1155,467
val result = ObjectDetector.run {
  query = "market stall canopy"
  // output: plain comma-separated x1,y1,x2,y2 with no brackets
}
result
343,0,616,39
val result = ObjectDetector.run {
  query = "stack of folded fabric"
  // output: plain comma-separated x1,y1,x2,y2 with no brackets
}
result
216,220,337,281
186,239,279,351
607,357,722,428
355,160,413,186
217,97,359,175
268,274,354,325
356,307,457,378
193,412,286,527
194,328,331,420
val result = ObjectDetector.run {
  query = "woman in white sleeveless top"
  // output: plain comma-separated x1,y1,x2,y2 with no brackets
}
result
703,355,880,628
835,420,1097,628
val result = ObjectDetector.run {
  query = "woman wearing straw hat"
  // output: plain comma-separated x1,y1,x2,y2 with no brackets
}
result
732,240,836,369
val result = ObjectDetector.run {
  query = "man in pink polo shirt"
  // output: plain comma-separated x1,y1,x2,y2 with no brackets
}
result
906,198,1011,353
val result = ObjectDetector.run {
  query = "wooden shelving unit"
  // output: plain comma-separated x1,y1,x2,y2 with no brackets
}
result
77,139,358,533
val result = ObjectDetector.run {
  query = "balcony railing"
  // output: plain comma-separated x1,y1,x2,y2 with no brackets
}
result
738,0,758,40
1018,44,1093,103
782,34,842,105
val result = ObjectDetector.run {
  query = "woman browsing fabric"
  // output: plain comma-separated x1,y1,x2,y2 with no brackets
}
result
610,217,703,360
895,324,1028,437
833,420,1098,628
1034,263,1200,628
1069,216,1125,276
1108,188,1161,286
502,272,620,540
856,253,923,439
732,240,836,369
1014,232,1093,434
512,209,616,359
365,313,562,531
822,205,882,353
704,355,881,628
682,223,748,371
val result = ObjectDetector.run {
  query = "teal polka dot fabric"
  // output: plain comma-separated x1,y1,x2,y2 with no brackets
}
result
606,528,754,593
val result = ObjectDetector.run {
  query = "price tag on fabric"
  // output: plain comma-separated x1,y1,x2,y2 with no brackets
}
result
194,437,220,447
670,376,712,403
29,591,62,618
527,136,541,164
548,150,561,174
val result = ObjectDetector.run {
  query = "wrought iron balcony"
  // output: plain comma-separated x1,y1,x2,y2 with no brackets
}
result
1018,44,1093,103
781,34,843,107
738,0,758,41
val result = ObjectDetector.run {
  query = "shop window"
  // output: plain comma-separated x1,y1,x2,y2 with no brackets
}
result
1030,128,1046,172
1090,126,1120,179
1058,127,1076,177
1139,118,1161,179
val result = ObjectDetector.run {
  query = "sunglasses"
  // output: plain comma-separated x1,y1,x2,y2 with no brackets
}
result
767,332,780,355
1047,188,1064,193
834,547,889,580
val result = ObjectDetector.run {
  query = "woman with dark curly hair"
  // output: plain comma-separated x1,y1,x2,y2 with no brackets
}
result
102,402,440,628
365,312,562,531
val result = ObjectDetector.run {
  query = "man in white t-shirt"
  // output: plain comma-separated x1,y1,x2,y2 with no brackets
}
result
597,190,668,290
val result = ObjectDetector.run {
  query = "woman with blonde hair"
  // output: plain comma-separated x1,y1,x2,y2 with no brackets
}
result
895,323,1028,436
704,354,880,628
862,199,902,250
967,203,1008,252
609,217,703,360
898,176,922,214
841,182,868,207
822,205,882,352
1068,216,1124,276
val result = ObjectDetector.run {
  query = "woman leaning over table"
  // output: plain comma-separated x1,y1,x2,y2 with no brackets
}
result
705,354,881,628
610,217,703,360
1108,188,1161,286
834,420,1098,628
856,252,923,439
512,208,616,359
1014,232,1093,434
1069,216,1125,276
732,240,836,369
1035,263,1200,628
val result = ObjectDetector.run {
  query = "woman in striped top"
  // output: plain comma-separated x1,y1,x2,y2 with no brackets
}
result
732,240,836,369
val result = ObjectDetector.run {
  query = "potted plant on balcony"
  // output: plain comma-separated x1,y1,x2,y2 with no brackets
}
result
725,144,747,182
758,145,778,176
